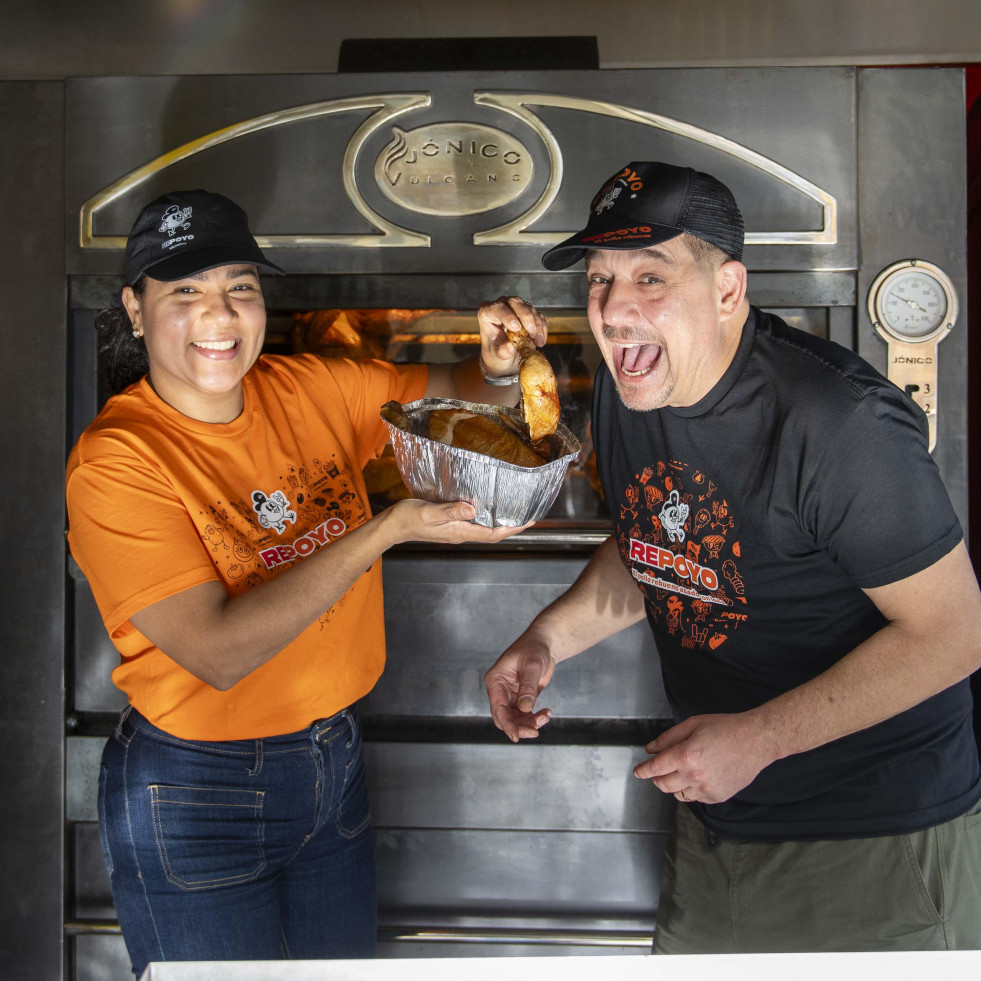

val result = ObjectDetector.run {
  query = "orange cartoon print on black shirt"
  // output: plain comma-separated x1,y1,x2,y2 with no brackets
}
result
617,458,747,651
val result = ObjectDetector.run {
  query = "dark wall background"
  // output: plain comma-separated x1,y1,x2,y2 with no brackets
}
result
2,1,981,78
0,82,66,981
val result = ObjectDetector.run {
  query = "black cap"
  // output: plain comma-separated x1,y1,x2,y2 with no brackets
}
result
124,189,284,285
541,161,744,270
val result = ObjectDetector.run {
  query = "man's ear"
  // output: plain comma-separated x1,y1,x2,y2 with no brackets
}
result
717,260,748,317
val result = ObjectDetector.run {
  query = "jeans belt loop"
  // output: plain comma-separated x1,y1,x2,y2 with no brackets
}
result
114,704,134,739
342,707,357,747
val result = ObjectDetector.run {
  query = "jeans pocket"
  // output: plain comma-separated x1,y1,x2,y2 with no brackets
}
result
149,784,267,891
336,749,371,839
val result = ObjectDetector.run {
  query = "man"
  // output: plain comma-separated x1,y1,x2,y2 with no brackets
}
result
483,161,981,952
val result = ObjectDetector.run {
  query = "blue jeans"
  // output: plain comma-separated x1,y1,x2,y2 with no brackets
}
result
98,705,377,977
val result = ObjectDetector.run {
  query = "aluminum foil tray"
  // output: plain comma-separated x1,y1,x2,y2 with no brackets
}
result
382,397,581,528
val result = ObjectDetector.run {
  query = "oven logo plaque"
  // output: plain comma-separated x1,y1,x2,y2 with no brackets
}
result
375,124,533,217
78,90,838,254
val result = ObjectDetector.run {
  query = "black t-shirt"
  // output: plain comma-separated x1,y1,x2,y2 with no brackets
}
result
593,307,979,839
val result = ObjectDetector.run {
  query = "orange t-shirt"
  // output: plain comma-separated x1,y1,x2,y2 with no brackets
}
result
66,353,428,740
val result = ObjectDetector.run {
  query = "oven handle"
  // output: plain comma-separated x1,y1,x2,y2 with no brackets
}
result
505,530,611,547
64,919,653,948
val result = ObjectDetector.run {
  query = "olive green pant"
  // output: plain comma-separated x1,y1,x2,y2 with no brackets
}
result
653,796,981,953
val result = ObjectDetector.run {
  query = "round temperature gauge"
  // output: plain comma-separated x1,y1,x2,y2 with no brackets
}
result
867,259,958,343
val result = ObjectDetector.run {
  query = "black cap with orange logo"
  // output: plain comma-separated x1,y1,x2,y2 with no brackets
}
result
541,161,744,270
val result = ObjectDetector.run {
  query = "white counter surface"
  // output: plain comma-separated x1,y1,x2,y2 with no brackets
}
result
141,950,981,981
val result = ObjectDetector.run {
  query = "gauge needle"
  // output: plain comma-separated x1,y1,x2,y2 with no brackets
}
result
889,292,927,312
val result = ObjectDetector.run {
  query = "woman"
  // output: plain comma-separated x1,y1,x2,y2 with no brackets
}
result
66,189,544,975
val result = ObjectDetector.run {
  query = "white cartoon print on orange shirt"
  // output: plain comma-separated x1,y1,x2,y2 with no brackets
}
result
251,489,297,534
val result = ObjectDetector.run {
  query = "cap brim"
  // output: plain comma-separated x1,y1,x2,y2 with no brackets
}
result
541,220,685,271
137,245,284,283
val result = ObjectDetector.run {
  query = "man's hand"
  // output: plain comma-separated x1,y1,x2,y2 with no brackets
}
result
633,712,779,804
425,295,547,404
484,636,555,743
477,295,548,377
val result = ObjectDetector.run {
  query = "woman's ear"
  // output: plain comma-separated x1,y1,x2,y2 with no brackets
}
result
121,285,142,333
717,260,748,317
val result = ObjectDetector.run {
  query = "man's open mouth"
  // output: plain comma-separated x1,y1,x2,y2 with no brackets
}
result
615,342,661,378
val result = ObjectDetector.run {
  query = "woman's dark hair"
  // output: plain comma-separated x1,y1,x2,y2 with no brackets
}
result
94,278,150,394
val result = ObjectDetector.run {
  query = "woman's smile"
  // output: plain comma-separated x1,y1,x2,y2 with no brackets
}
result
191,337,242,358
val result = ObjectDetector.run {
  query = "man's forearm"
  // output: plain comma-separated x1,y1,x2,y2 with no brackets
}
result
638,541,981,803
750,616,981,766
751,542,981,765
528,536,647,663
639,600,981,803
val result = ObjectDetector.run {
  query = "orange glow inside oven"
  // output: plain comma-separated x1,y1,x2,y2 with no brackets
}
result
280,308,609,527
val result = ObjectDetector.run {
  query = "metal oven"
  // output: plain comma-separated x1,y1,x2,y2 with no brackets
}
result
62,66,968,978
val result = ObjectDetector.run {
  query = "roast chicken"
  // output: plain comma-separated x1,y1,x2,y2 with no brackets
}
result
506,326,561,442
427,408,548,468
379,328,562,471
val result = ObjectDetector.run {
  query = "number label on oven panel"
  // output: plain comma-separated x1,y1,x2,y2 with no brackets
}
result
866,259,959,453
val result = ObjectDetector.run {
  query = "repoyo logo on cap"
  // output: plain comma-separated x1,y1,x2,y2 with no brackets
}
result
581,225,653,245
592,166,645,216
158,204,196,253
159,205,193,237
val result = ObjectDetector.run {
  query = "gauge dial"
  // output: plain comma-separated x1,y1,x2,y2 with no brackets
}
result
867,259,958,344
866,259,959,454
